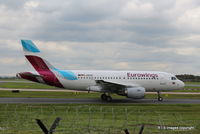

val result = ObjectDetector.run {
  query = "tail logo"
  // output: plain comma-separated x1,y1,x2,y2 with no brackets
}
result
21,40,40,53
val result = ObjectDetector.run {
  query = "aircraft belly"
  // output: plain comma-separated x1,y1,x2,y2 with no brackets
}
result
61,80,96,90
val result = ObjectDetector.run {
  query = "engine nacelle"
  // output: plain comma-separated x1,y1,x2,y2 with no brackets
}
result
126,87,145,99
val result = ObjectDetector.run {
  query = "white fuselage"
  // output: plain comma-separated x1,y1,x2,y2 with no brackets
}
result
54,70,184,92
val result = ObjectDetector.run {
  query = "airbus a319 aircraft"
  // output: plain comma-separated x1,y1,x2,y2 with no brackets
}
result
17,40,185,102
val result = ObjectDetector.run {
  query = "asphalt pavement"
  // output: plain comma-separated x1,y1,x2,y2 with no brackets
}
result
0,98,200,104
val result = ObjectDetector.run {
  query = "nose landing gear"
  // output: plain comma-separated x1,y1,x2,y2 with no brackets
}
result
157,91,163,101
101,93,112,102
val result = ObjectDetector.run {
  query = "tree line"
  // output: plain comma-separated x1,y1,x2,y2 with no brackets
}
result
176,74,200,82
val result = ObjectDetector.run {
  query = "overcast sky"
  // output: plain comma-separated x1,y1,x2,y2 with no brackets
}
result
0,0,200,76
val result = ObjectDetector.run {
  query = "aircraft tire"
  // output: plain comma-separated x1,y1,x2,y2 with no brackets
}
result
158,97,163,101
101,94,107,101
106,96,112,102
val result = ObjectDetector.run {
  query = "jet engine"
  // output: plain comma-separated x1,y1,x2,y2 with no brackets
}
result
125,87,145,99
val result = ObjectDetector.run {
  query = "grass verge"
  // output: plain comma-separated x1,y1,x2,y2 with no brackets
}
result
0,82,56,89
1,81,200,92
0,90,200,99
0,104,199,134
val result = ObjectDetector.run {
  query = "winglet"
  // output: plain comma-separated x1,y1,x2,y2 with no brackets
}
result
21,40,40,53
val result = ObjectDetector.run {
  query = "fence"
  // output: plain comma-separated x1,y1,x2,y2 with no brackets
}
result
0,104,198,134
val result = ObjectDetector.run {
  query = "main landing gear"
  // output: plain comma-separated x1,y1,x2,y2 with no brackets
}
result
101,93,112,102
157,91,163,101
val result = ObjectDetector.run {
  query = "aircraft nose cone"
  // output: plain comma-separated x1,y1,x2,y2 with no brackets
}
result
179,81,185,89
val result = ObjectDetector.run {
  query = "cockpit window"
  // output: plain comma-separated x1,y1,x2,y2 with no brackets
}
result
171,77,177,80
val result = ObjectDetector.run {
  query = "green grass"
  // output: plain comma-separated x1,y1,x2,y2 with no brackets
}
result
185,86,200,89
1,81,200,95
0,90,112,98
0,78,26,81
185,82,200,84
169,89,200,92
0,90,200,99
0,82,56,89
1,81,200,91
0,81,200,133
146,94,200,99
0,104,199,134
171,88,200,92
0,82,200,93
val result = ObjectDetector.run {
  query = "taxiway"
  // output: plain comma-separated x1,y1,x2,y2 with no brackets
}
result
0,98,200,104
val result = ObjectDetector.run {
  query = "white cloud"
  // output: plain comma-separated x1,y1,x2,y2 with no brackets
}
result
0,57,24,65
114,62,130,69
120,0,155,19
175,7,200,31
0,40,20,50
24,1,39,9
0,0,200,76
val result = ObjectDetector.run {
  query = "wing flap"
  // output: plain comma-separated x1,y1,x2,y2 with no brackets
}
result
96,80,140,88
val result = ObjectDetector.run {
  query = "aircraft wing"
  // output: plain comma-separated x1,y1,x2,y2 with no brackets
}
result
95,80,141,93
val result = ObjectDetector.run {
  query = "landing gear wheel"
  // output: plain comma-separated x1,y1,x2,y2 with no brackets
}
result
158,97,163,101
101,94,107,101
157,91,163,101
101,94,113,102
105,96,112,102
